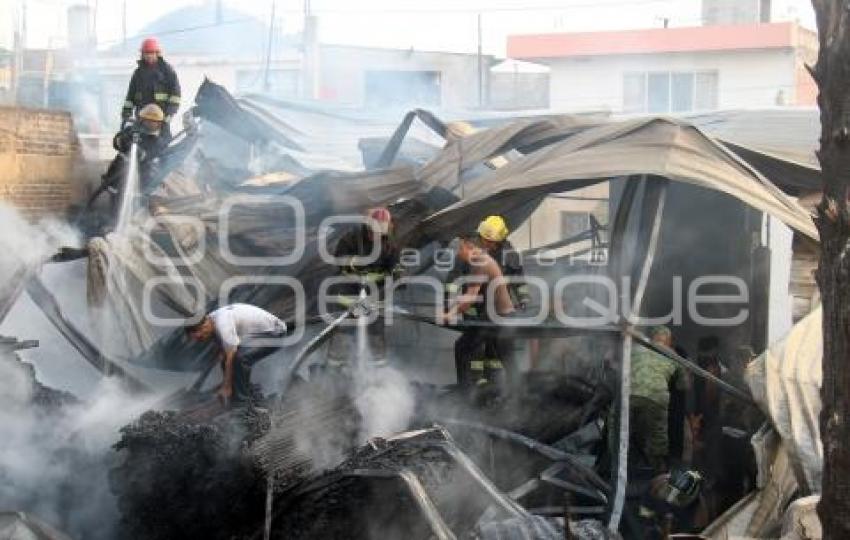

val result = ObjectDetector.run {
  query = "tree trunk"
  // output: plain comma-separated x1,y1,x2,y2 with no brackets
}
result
812,2,850,538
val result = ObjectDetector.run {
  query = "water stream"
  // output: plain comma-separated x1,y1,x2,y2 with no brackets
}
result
114,141,140,235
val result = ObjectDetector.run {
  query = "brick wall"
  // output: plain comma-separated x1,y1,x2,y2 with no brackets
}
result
0,106,80,219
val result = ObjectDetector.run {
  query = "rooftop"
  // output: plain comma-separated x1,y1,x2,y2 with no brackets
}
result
507,21,815,60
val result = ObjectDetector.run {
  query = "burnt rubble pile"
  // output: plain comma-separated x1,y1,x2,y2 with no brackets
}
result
424,371,609,443
109,376,364,540
268,427,567,540
109,409,269,540
105,368,613,539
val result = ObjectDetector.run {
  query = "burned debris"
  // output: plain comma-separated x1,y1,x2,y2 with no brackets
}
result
0,75,826,540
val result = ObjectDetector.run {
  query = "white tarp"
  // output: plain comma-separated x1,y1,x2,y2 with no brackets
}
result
746,306,823,493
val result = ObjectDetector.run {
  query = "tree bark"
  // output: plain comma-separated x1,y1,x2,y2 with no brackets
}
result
812,2,850,538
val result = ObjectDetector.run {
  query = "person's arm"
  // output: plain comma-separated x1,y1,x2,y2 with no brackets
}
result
164,64,181,121
442,281,482,322
122,71,137,121
503,248,531,309
673,364,699,431
333,229,360,272
218,348,236,406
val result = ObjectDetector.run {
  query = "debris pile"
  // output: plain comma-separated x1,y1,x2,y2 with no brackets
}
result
110,408,269,540
1,78,829,539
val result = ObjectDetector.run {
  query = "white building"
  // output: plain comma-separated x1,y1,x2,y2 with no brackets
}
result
506,21,817,113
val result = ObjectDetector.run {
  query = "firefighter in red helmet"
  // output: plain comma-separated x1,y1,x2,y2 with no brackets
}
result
325,207,399,367
121,37,181,141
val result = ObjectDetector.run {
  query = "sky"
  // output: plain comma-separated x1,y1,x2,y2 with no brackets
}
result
1,0,818,56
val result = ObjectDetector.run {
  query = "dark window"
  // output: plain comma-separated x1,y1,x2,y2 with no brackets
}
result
561,211,590,239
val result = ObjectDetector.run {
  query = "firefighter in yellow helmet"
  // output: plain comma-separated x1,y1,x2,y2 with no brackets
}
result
476,215,530,310
445,216,530,394
89,104,170,223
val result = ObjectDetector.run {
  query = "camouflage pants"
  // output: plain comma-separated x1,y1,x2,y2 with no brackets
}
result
631,396,669,472
609,395,669,472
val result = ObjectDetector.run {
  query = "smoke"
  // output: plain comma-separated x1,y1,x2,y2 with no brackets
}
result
353,364,415,442
284,322,416,474
0,203,163,536
0,352,158,539
0,202,80,291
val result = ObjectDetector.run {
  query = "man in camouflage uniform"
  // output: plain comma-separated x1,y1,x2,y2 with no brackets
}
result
629,325,689,472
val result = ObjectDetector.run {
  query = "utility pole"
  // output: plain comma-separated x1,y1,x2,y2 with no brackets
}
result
21,0,27,53
811,2,850,538
263,0,276,93
477,12,483,108
122,0,127,50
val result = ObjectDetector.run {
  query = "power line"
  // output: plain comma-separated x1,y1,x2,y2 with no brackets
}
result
97,16,256,46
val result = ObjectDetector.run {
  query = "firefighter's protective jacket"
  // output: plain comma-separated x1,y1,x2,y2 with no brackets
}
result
122,58,181,121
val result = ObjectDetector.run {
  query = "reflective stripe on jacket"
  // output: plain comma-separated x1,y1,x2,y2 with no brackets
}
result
122,58,181,119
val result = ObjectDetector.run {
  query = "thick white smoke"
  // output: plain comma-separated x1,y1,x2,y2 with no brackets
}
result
0,202,80,293
0,354,158,539
353,364,415,442
0,202,158,537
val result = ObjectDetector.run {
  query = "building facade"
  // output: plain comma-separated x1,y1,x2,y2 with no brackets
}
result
507,21,817,113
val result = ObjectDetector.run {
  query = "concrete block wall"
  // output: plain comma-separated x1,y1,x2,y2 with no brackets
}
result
0,106,80,219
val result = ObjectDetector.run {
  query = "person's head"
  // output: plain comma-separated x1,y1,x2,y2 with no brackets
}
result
477,215,509,251
140,37,161,65
138,104,164,136
649,325,672,348
185,316,214,342
366,207,392,238
455,233,481,264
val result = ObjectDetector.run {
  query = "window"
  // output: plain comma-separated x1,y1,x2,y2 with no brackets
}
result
623,73,646,113
671,72,694,112
622,70,718,113
695,72,719,110
647,72,670,113
561,211,591,239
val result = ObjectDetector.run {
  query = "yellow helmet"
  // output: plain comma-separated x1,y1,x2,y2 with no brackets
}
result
138,103,164,122
477,215,509,243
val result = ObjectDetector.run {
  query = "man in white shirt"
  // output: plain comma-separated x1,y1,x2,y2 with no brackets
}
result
186,303,287,406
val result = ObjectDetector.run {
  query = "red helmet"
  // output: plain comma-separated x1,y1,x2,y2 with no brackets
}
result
140,37,160,54
367,207,392,234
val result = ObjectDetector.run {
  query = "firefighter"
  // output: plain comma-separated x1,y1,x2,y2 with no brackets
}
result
88,103,169,217
185,303,287,407
446,217,527,391
326,207,399,365
443,234,515,392
122,37,180,141
476,215,530,309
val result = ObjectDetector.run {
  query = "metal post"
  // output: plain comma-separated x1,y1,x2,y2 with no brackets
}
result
607,177,669,531
263,473,274,540
477,12,483,108
263,0,277,93
122,0,127,49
